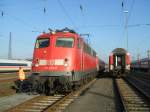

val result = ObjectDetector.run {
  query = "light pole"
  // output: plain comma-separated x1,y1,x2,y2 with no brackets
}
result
124,10,129,51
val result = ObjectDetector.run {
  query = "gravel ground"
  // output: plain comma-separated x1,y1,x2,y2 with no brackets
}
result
0,93,38,112
64,78,117,112
0,77,16,81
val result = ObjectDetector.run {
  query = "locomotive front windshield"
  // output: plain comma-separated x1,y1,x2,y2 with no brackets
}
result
56,37,74,48
35,38,50,48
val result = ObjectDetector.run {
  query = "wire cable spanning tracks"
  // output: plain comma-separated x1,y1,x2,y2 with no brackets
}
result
6,79,96,112
116,78,150,112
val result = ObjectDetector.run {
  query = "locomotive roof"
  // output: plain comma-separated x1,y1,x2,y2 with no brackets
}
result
112,48,127,54
37,28,96,52
132,58,149,63
38,31,78,38
39,28,78,37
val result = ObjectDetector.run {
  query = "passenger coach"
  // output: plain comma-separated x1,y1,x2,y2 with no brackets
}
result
109,48,131,77
131,58,150,72
0,59,31,73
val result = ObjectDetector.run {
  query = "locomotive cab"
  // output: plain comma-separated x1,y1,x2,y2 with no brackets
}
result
32,33,76,75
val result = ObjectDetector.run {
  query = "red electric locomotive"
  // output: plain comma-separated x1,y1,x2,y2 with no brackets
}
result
30,28,98,95
109,48,131,77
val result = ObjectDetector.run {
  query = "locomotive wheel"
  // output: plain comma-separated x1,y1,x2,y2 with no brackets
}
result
37,83,44,94
44,79,55,96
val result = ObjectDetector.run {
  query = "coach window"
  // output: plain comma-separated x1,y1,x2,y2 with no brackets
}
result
35,38,50,48
56,37,74,48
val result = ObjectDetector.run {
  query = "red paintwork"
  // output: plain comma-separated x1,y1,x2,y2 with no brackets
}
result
126,53,131,65
32,32,97,74
109,53,131,66
109,54,114,65
109,51,131,72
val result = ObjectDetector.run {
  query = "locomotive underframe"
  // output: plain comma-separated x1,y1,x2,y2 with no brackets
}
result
21,69,97,95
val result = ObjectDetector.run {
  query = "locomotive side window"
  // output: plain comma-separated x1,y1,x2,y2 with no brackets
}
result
56,37,74,48
35,38,50,48
93,51,96,57
77,38,81,49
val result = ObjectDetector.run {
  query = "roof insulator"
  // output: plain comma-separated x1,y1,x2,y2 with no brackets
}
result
56,27,76,33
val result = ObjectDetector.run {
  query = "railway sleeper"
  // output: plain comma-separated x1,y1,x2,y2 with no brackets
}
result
124,99,146,103
126,104,150,108
128,107,150,111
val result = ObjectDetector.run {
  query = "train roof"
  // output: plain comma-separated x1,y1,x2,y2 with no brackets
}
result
0,59,31,64
112,48,128,54
132,58,149,63
38,28,77,37
140,58,149,61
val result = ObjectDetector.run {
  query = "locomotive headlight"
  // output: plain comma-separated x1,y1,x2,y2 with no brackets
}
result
35,63,39,67
110,65,113,70
64,63,68,67
64,58,69,67
126,65,130,70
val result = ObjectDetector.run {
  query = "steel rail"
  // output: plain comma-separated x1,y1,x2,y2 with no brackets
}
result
126,76,150,99
115,78,150,112
45,79,96,112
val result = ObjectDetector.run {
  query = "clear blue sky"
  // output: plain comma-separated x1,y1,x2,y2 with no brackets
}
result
0,0,150,62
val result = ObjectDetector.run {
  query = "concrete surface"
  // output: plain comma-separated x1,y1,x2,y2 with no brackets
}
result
64,78,117,112
0,93,38,112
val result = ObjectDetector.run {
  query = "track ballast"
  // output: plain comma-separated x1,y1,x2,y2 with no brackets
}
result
6,79,96,112
115,78,150,112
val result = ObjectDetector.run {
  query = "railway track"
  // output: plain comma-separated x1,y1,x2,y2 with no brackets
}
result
6,79,96,112
129,72,150,81
127,75,150,98
115,78,150,112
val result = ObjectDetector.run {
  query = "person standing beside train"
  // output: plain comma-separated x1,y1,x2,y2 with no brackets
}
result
18,67,25,81
14,67,26,93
